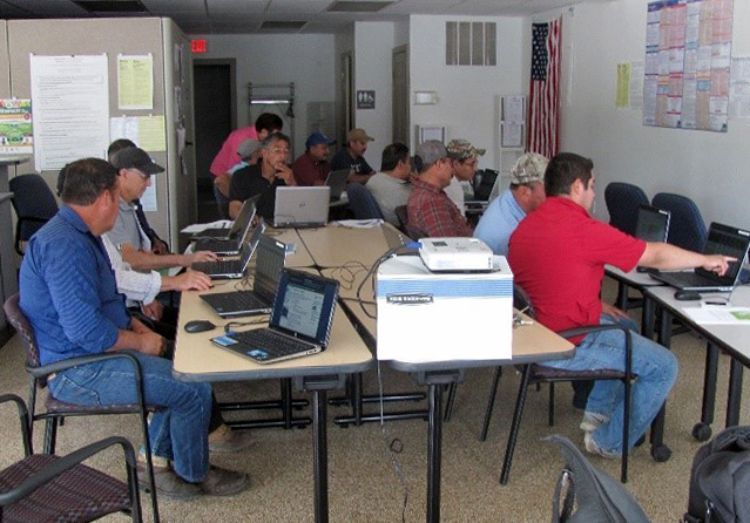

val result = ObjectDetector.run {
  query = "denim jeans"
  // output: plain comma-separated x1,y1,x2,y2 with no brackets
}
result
48,351,213,482
545,314,678,454
213,184,230,219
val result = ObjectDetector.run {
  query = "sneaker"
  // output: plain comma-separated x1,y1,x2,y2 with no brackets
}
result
199,465,250,496
583,432,620,459
208,424,254,454
136,461,201,500
579,411,609,433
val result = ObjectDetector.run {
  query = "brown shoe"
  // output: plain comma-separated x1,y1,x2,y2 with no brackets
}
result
208,424,254,454
136,462,201,500
199,465,250,496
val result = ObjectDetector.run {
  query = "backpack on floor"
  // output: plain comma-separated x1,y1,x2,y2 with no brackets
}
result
684,426,750,523
546,435,650,523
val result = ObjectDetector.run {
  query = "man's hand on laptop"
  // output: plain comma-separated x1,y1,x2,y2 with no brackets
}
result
702,255,736,276
174,270,212,291
185,250,219,265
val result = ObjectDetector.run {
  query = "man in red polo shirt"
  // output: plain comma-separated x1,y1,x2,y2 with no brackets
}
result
509,152,733,457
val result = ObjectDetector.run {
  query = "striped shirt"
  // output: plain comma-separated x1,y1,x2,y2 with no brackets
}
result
19,206,130,365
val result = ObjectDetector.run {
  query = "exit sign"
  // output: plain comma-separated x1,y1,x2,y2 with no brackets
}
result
191,39,207,54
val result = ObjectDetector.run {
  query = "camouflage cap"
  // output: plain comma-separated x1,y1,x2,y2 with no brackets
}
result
446,139,486,160
510,152,548,185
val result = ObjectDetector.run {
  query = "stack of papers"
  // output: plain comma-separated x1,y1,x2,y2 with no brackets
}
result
681,306,750,325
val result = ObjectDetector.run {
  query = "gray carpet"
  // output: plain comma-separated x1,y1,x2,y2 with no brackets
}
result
0,280,747,522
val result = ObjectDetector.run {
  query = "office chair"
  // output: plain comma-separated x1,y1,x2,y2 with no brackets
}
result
9,174,59,255
394,205,427,240
0,394,142,522
3,294,160,522
346,183,385,220
651,192,707,252
604,182,649,236
480,285,635,484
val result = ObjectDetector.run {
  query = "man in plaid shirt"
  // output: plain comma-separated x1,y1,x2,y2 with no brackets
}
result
407,140,473,237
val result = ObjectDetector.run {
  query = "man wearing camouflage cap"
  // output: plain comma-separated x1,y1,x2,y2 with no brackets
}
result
445,138,486,216
474,152,548,256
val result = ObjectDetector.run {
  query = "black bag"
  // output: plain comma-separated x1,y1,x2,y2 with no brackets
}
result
684,426,750,523
546,435,650,523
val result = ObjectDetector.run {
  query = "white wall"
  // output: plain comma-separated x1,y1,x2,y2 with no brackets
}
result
559,0,750,228
194,34,336,158
409,15,526,171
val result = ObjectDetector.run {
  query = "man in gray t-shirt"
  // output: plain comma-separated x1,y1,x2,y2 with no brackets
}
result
366,142,413,226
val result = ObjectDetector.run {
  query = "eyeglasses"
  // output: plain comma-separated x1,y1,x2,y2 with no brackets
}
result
129,168,150,181
270,147,290,155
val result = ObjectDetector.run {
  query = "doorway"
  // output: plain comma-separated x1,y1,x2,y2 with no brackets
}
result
340,52,353,144
193,59,236,221
392,45,409,146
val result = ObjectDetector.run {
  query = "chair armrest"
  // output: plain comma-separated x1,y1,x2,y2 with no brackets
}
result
0,394,31,456
557,324,633,378
28,351,142,380
0,436,136,507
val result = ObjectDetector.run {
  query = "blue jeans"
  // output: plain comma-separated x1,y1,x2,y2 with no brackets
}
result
213,183,230,219
48,351,213,482
545,314,678,454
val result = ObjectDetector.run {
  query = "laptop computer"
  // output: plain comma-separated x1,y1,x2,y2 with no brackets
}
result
200,234,287,317
651,222,750,291
191,222,265,279
273,186,330,228
194,204,258,256
193,200,255,241
635,205,670,273
325,169,349,201
210,269,339,364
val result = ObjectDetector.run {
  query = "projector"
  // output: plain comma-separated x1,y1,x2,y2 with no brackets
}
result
418,237,493,272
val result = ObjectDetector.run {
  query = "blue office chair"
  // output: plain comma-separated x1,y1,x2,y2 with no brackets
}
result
9,174,59,255
346,183,385,220
604,182,649,236
651,192,707,252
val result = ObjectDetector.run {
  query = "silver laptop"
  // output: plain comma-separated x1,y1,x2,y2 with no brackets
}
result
193,199,255,241
325,169,349,201
210,269,339,364
200,234,286,317
273,186,330,228
194,203,258,256
191,222,266,279
651,222,750,292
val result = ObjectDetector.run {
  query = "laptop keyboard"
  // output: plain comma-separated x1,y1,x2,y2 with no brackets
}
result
194,238,239,253
231,329,312,358
204,291,269,314
193,259,241,275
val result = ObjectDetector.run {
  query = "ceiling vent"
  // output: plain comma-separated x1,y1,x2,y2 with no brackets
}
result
260,21,308,31
327,1,393,13
73,1,148,13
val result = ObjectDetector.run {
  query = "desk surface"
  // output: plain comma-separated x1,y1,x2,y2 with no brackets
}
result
173,285,372,382
605,265,665,287
260,228,316,268
296,223,406,268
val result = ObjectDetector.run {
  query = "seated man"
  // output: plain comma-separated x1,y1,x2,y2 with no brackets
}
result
366,142,412,226
108,147,218,272
508,152,733,458
292,132,335,186
407,140,473,237
330,128,375,184
474,152,548,256
213,139,262,207
445,138,485,216
20,158,248,498
229,132,296,220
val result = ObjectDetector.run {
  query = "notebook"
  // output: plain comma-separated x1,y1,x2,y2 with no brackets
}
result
651,222,750,292
193,200,255,241
211,269,339,364
273,186,330,228
200,235,286,317
325,169,349,201
191,222,265,279
634,205,670,273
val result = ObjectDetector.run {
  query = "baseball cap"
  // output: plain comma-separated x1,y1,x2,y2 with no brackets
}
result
414,140,448,172
111,147,165,175
347,128,374,143
446,139,486,160
306,131,336,149
510,152,548,185
237,139,261,160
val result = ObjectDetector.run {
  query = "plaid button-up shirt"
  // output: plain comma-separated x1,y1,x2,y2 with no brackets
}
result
407,178,473,237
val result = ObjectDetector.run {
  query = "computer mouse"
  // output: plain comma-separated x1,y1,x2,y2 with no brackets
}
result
674,290,701,301
184,320,217,333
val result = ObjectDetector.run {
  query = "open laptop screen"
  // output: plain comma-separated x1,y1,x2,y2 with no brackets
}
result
635,205,670,242
695,223,750,283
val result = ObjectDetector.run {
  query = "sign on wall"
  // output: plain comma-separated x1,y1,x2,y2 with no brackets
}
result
357,90,375,110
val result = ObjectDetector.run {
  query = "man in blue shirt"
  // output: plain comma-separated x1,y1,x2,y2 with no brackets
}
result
474,152,548,256
20,158,248,499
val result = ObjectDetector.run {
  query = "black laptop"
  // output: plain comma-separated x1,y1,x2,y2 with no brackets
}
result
651,222,750,292
635,205,670,273
191,223,265,279
200,234,287,317
193,199,255,241
210,269,339,364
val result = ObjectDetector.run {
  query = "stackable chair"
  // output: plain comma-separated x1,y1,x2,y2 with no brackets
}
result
481,285,635,484
651,192,707,252
0,394,142,522
394,205,426,240
9,174,59,255
604,182,649,236
346,183,385,220
3,294,160,522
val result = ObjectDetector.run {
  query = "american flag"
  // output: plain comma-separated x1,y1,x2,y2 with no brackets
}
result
527,18,561,160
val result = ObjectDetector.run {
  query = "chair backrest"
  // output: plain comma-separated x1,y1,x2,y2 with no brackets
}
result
513,284,536,319
394,205,427,240
9,174,58,253
651,192,707,252
346,183,384,220
3,294,41,370
604,182,649,236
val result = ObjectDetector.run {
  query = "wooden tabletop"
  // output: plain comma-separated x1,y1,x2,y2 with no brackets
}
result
296,223,407,268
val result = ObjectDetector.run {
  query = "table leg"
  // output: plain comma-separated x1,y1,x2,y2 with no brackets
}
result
427,383,443,523
649,306,672,461
312,389,328,523
641,294,654,339
692,343,719,441
616,281,628,310
726,359,744,428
